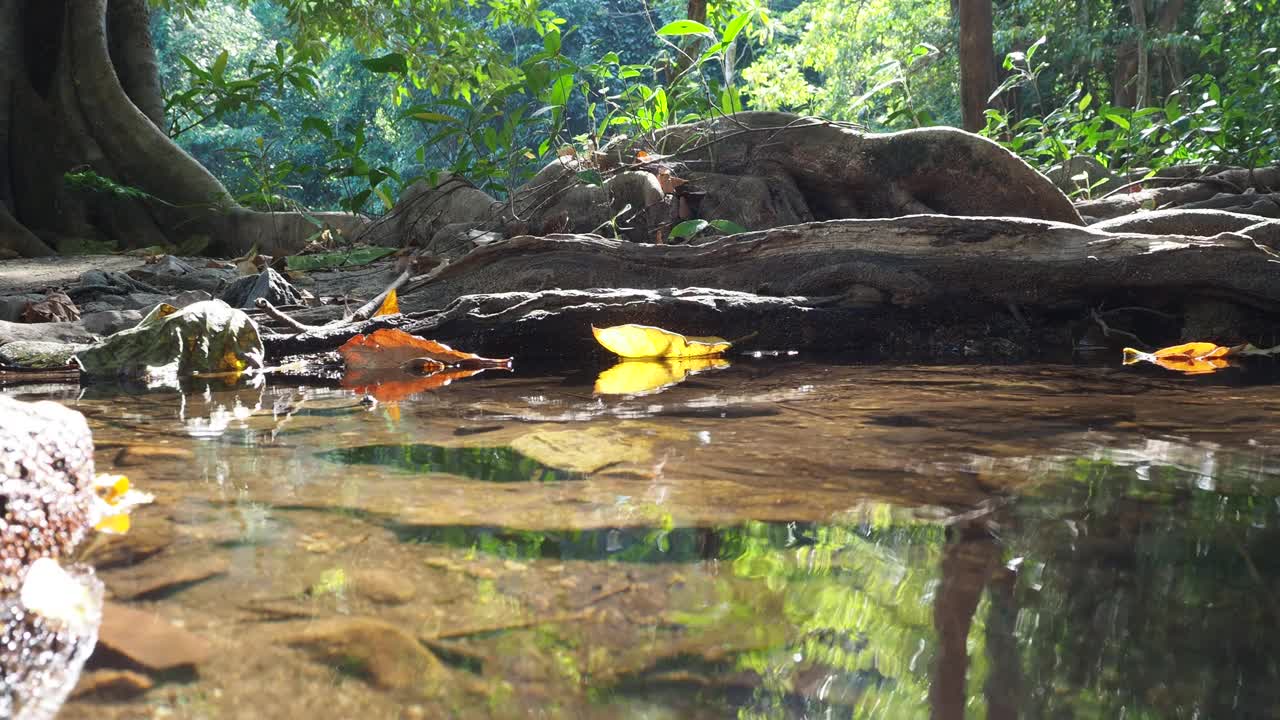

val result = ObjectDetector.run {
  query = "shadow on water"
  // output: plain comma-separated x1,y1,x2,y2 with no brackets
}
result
319,444,582,483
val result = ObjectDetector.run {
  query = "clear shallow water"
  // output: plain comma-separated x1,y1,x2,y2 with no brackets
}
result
10,361,1280,719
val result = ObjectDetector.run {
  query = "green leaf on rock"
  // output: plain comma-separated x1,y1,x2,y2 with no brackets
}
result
669,219,709,240
286,246,397,272
709,219,748,235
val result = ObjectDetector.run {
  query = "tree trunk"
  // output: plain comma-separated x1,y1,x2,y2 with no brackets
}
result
107,0,166,129
0,0,363,257
957,0,995,132
669,0,710,83
1130,0,1149,108
1114,0,1184,108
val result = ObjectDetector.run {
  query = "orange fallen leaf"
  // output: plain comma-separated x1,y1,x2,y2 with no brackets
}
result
1153,342,1231,359
373,289,400,317
1123,341,1239,374
338,329,512,371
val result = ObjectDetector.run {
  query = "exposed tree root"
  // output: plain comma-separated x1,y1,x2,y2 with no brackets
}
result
258,215,1280,362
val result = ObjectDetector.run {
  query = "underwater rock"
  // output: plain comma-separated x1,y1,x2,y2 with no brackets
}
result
352,569,417,606
70,669,154,700
102,553,229,601
97,602,212,671
280,617,445,692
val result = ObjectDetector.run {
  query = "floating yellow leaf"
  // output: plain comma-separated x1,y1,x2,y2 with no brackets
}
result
1123,342,1238,375
594,357,730,395
374,289,400,317
592,324,730,359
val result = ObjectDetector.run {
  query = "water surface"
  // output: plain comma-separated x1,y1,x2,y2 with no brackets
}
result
12,360,1280,719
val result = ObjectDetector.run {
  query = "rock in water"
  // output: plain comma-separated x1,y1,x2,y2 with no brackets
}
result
0,396,105,719
281,617,445,693
73,299,265,379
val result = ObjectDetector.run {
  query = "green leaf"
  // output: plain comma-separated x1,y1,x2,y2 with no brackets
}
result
300,116,332,139
286,246,398,272
721,12,753,45
577,170,604,186
211,50,229,82
544,72,574,106
1102,112,1131,130
709,219,748,235
543,28,561,55
409,111,460,124
360,53,408,74
657,20,714,36
669,219,709,240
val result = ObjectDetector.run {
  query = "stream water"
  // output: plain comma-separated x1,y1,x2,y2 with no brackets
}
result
9,359,1280,719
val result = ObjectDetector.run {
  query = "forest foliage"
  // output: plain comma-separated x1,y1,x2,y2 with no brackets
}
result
149,0,1279,214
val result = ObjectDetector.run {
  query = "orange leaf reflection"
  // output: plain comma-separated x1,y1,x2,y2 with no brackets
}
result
342,367,486,403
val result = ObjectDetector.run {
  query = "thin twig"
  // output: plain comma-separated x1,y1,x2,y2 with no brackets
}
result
1090,307,1148,348
255,298,318,333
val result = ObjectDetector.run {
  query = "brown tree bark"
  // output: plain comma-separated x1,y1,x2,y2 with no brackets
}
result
0,0,365,257
1113,0,1185,107
957,0,995,132
1130,0,1150,108
107,0,166,129
669,0,710,83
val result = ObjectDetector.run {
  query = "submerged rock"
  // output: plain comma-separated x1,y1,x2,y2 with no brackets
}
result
352,569,417,606
96,602,212,671
281,617,445,692
70,669,154,700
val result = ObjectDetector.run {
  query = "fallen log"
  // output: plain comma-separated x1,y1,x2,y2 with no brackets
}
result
261,215,1280,361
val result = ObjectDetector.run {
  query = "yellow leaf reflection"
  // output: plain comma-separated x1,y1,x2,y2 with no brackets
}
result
594,357,730,395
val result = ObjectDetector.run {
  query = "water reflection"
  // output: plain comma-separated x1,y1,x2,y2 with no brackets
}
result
11,363,1280,719
321,445,583,483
